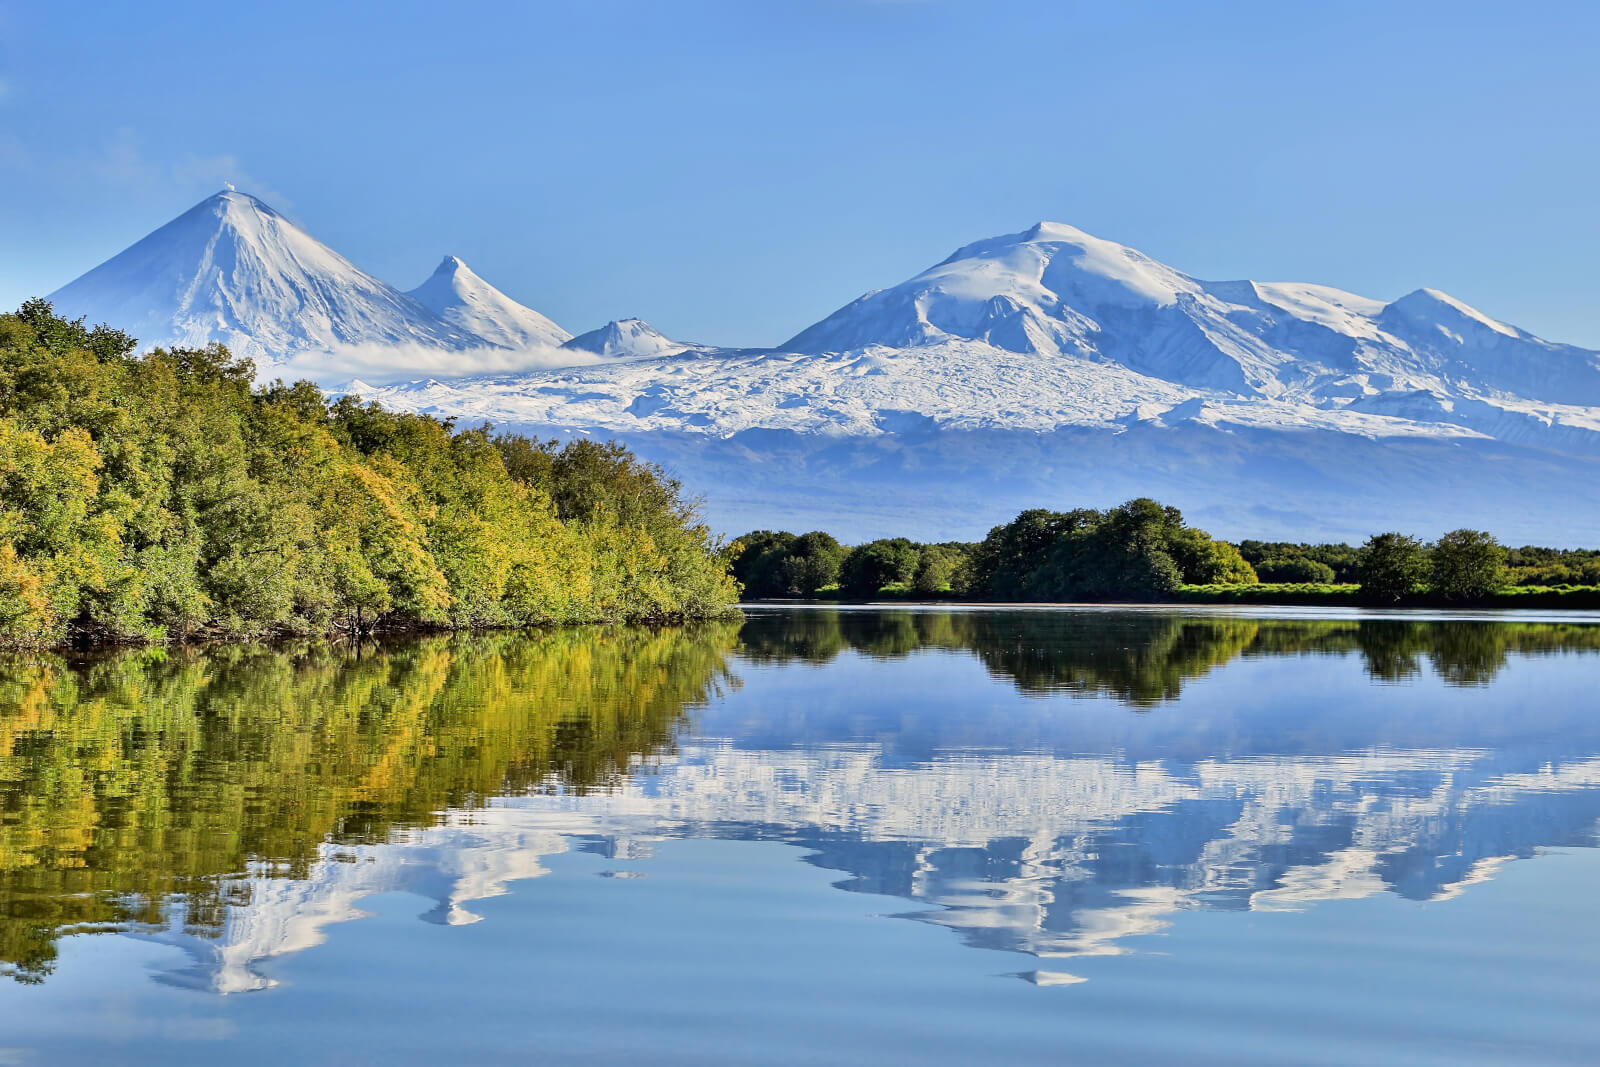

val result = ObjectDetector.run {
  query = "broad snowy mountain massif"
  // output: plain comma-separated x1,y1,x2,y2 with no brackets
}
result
44,190,1600,543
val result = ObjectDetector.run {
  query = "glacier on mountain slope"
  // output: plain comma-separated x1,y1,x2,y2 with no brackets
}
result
406,255,571,349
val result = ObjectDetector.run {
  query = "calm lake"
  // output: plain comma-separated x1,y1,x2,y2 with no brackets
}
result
2,607,1599,1064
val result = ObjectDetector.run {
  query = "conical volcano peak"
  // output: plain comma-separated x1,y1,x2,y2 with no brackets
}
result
199,188,285,222
420,255,478,288
47,189,479,363
406,256,570,349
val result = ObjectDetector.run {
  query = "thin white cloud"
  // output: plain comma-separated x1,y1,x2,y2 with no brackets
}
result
10,127,291,207
172,152,292,211
279,341,603,388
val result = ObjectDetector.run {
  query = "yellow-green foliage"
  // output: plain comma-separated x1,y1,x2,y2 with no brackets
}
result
0,301,738,646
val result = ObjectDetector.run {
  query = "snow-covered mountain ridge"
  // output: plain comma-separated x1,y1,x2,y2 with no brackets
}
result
337,220,1600,458
39,194,1600,540
47,195,1600,446
784,221,1600,408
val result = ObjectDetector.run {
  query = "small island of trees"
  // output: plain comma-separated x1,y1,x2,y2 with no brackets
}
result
732,501,1600,608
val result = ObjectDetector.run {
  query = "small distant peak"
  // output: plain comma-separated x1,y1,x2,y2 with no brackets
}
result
563,317,681,356
435,254,469,274
1385,287,1518,338
1389,287,1475,316
1390,286,1452,307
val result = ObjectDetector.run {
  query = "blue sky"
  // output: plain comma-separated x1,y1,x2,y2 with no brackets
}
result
3,0,1596,348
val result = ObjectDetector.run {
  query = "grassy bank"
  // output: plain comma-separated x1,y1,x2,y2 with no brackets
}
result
755,582,1600,610
1178,583,1600,609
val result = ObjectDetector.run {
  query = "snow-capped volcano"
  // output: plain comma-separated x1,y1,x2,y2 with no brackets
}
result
784,221,1600,405
562,318,695,358
357,220,1600,541
35,199,1600,540
370,220,1600,454
406,255,570,349
48,191,480,364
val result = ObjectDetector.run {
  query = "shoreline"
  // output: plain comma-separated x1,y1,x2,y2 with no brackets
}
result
2,608,745,657
739,599,1600,624
742,584,1600,612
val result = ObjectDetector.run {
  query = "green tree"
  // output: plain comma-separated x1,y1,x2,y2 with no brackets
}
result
1429,529,1506,601
728,530,798,598
1238,541,1361,583
839,538,918,598
911,546,950,594
968,508,1098,598
1169,530,1258,585
782,531,846,596
1357,532,1429,603
1026,499,1185,600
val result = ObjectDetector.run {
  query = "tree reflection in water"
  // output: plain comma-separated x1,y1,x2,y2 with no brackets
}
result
735,609,1600,701
0,625,739,983
3,609,1599,989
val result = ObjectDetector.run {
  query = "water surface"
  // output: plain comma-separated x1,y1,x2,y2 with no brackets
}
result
2,609,1598,1063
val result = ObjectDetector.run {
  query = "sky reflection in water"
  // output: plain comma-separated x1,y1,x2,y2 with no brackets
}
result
1,609,1598,1063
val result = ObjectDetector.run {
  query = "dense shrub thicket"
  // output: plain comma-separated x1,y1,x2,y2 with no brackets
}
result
0,300,737,647
1237,541,1358,583
1502,545,1600,587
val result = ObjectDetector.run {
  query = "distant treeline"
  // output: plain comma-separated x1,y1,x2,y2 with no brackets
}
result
732,499,1591,605
0,301,738,648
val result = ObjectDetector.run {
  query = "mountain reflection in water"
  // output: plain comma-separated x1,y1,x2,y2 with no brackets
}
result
1,608,1598,993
